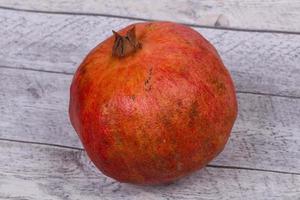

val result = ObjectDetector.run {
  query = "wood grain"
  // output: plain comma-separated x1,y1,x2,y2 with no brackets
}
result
0,2,299,199
1,67,300,174
0,140,299,200
0,9,300,98
1,0,300,32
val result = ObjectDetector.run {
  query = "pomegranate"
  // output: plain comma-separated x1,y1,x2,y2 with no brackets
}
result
69,22,237,185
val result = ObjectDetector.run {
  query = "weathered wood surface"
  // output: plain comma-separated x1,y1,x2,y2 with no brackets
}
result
1,0,300,32
0,9,300,98
1,67,300,174
0,140,299,200
0,3,300,199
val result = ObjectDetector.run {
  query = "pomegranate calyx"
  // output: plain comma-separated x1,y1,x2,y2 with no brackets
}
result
112,26,142,58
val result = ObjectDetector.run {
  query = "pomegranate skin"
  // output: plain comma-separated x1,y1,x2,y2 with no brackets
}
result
69,22,238,185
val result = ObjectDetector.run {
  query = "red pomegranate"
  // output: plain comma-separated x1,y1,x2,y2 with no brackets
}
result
69,22,237,185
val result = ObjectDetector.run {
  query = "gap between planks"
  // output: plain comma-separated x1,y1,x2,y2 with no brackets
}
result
0,137,299,177
1,64,299,100
0,5,300,35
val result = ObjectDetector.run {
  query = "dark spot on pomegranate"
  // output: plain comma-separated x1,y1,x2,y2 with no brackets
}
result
189,101,199,127
160,114,173,132
144,67,153,91
130,95,136,101
101,139,110,145
133,140,139,146
211,78,226,94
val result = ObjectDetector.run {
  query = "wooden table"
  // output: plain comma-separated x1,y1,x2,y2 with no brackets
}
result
0,1,299,199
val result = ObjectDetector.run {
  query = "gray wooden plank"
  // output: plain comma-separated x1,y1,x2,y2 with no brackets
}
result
1,0,300,32
0,68,81,148
1,67,300,174
0,140,299,200
0,9,299,97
